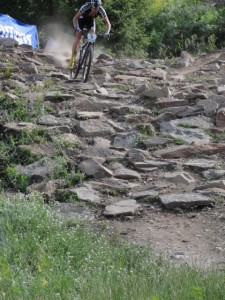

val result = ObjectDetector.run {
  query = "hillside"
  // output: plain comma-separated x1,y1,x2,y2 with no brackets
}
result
0,37,225,269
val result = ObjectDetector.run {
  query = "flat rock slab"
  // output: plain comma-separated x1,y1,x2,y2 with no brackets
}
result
155,98,189,108
112,131,139,149
78,158,113,179
163,171,195,186
75,119,115,137
44,92,75,102
110,163,141,180
197,188,225,198
52,202,95,220
132,189,160,200
80,147,125,161
68,184,101,204
3,122,38,133
202,169,225,180
195,180,225,191
160,116,212,143
141,87,170,99
142,137,173,146
50,72,68,80
153,143,225,158
17,143,56,156
133,160,172,169
201,63,220,72
91,178,140,192
76,111,104,119
103,199,141,217
114,74,148,84
37,114,71,126
159,193,212,209
184,158,218,170
0,37,18,47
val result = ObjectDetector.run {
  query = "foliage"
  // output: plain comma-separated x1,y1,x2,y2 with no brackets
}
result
4,165,30,192
54,189,79,203
0,92,44,122
1,193,225,299
172,136,187,145
1,66,13,79
145,2,220,58
103,0,151,57
0,0,77,24
52,156,86,187
137,124,155,136
1,0,225,57
205,129,225,143
178,122,199,129
0,129,51,192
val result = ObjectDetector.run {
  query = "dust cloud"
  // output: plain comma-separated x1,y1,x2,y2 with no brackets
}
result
42,22,74,66
40,22,110,66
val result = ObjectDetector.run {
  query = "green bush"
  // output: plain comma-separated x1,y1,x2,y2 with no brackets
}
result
145,2,220,58
4,166,30,192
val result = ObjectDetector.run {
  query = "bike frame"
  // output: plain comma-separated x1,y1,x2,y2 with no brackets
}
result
79,33,95,66
70,30,104,82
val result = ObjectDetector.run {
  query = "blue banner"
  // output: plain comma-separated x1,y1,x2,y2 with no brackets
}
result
0,14,39,48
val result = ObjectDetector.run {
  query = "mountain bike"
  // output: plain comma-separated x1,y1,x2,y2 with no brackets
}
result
70,30,106,83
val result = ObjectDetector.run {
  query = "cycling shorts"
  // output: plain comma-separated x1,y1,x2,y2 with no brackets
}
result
77,17,95,32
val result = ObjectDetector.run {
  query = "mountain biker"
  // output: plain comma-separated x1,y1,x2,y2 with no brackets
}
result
69,0,111,68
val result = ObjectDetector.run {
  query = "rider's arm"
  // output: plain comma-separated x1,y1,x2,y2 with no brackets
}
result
73,11,82,28
99,7,111,34
104,17,111,34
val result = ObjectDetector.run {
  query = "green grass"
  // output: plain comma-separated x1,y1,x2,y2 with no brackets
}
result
177,122,199,129
205,129,225,143
0,193,225,300
4,165,30,192
0,132,85,192
0,93,44,122
52,156,86,187
0,131,51,191
172,136,187,145
137,124,155,137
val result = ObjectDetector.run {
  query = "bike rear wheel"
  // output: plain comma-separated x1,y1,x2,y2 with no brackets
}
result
82,45,93,83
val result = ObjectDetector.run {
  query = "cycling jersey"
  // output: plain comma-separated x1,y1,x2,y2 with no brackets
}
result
76,2,108,32
79,2,107,18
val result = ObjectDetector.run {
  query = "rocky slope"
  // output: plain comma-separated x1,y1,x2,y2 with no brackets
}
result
0,37,225,268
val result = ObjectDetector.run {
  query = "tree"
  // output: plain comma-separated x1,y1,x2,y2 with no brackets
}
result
103,0,151,57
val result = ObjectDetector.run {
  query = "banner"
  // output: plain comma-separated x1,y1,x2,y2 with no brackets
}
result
0,14,39,48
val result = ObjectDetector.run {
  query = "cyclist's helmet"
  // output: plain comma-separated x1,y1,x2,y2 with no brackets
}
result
90,0,101,8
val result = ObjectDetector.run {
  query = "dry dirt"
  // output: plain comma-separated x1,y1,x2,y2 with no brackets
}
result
104,202,225,269
55,194,225,269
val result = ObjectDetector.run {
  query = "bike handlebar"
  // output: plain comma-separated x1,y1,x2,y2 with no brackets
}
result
80,30,109,39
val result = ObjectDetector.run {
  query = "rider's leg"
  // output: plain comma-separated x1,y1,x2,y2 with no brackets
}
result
69,31,82,68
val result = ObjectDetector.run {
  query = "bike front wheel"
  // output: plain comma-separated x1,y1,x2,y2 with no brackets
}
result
82,46,93,83
70,51,83,80
70,64,80,80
